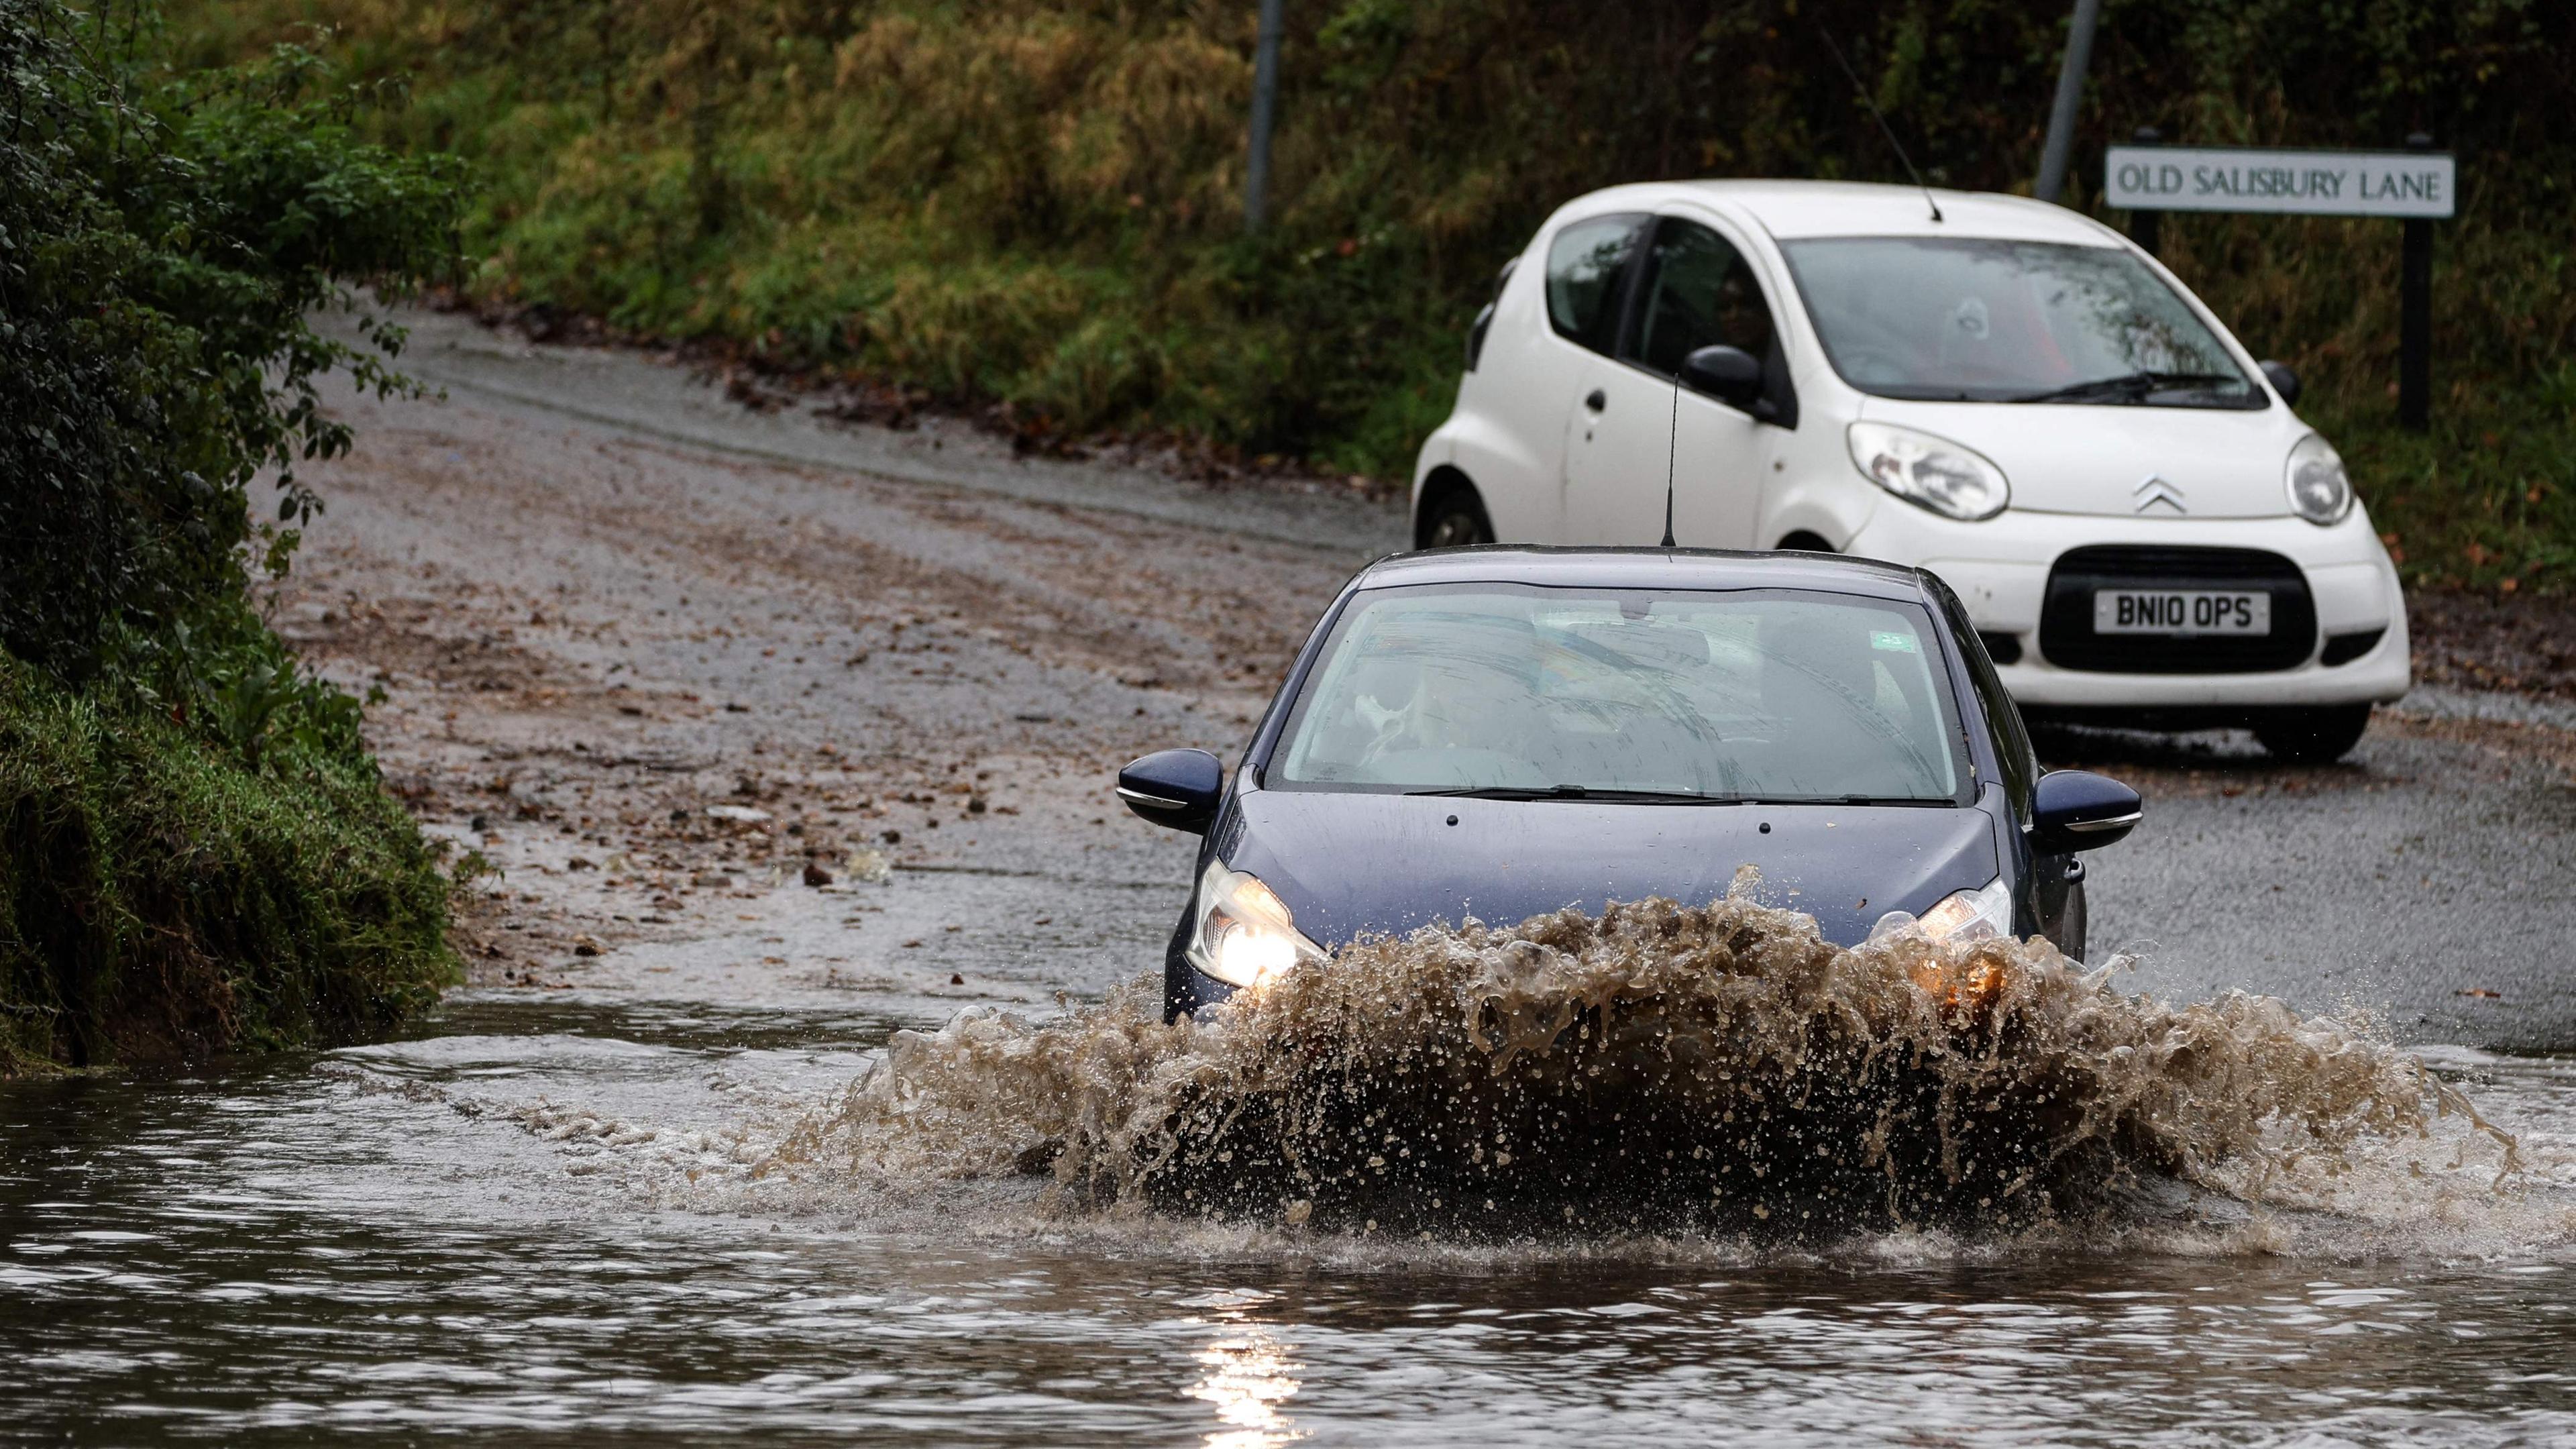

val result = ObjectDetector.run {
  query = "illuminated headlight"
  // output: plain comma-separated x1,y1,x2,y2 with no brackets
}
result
1185,862,1328,990
1847,421,2010,521
1872,877,2013,947
2285,433,2353,525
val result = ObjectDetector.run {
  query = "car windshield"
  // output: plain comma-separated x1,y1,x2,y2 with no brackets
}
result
1273,584,1967,803
1779,237,2261,407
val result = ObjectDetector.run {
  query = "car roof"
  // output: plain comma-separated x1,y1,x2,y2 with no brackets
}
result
1355,546,1937,604
1568,179,2121,246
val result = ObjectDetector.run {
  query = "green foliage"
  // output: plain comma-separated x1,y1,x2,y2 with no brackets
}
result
1,0,463,686
0,655,453,1072
162,0,2574,583
169,608,379,768
0,0,466,1069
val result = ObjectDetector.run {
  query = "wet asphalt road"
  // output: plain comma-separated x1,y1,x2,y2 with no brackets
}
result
2063,721,2576,1049
305,305,2576,1051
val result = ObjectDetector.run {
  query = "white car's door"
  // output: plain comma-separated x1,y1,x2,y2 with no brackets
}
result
1562,215,1788,547
1668,392,1777,547
1642,217,1790,547
1561,352,1679,544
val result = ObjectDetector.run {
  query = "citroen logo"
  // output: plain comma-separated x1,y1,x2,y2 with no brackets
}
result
2132,475,2187,515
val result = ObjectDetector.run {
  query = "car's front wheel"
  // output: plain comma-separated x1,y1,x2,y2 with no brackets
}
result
2253,704,2372,763
1416,485,1494,549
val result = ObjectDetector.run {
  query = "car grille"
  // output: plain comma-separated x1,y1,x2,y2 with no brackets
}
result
2038,546,2316,674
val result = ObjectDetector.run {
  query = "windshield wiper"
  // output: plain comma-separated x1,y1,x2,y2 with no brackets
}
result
2008,370,2244,404
1405,785,1740,804
1735,794,1951,808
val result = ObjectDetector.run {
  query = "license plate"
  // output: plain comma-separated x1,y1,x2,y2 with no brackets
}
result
2092,588,2271,635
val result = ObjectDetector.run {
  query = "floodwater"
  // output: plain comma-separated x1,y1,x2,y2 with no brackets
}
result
7,912,2576,1446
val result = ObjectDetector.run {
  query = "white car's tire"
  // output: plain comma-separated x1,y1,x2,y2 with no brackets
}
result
1415,481,1495,549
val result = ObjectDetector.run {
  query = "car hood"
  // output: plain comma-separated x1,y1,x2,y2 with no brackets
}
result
1216,788,2003,950
1861,396,2303,519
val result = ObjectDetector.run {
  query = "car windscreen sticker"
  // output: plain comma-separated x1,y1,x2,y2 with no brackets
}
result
1870,631,1920,653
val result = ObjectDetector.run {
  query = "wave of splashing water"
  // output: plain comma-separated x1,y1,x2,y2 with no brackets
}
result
766,880,2524,1244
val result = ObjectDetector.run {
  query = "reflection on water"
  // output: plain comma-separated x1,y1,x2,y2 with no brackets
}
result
2,988,2573,1445
1187,1294,1307,1449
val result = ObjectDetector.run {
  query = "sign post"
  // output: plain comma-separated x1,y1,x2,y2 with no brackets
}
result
1244,0,1285,233
2102,138,2457,431
2033,0,2104,205
2399,133,2436,429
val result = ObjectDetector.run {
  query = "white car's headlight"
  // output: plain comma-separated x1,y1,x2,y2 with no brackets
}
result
1846,422,2010,521
2285,433,2354,525
1185,862,1328,990
1872,877,2013,947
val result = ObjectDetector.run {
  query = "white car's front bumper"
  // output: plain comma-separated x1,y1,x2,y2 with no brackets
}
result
1843,503,2410,710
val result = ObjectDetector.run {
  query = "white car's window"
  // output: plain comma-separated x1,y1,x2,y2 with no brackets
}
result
1627,219,1777,377
1275,584,1966,803
1781,237,2261,407
1544,215,1644,353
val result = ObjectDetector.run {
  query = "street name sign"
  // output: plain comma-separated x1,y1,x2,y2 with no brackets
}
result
2103,145,2456,219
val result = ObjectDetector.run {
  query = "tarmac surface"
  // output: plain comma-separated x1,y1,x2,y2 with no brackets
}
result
279,303,2576,1051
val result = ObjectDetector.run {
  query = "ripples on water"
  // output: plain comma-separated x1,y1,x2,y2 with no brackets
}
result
4,904,2575,1445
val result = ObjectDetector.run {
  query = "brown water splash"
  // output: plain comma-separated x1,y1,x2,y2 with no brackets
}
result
772,881,2516,1237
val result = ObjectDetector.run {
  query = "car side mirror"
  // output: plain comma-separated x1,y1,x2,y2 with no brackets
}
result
2030,769,2143,853
2259,360,2300,407
1678,344,1765,412
1116,748,1226,833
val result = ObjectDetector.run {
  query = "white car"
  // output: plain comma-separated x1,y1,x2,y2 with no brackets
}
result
1409,180,2409,761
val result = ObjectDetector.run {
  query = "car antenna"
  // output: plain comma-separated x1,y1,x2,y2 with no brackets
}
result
1817,24,1943,223
1660,379,1678,548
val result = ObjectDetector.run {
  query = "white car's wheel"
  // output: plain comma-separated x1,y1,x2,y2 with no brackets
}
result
1416,485,1494,549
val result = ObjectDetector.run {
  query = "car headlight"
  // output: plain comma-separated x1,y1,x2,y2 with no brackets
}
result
1846,422,2010,522
1871,877,2013,947
2285,433,2353,525
1185,862,1328,990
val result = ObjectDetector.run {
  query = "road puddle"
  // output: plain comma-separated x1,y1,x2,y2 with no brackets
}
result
5,904,2575,1444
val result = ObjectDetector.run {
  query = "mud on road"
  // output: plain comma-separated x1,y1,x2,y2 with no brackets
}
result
272,305,2576,1049
271,306,1383,1024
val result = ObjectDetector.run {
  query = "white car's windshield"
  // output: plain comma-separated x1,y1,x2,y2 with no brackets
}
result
1273,584,1967,803
1780,237,2261,407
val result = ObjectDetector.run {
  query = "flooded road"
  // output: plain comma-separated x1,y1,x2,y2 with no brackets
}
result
8,307,2576,1442
5,988,2573,1444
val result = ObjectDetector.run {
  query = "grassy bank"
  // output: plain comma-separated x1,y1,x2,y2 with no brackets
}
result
1,1,463,1071
0,656,453,1072
162,0,2573,588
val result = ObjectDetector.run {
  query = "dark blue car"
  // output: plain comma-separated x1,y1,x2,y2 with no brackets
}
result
1118,547,2143,1022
